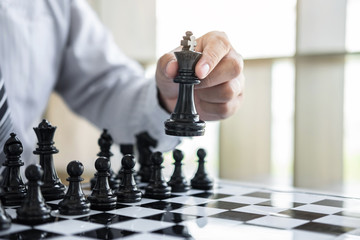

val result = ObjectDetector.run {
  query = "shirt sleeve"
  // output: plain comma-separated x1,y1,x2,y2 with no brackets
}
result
55,0,180,151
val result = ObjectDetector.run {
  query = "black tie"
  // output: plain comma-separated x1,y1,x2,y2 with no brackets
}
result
0,68,13,164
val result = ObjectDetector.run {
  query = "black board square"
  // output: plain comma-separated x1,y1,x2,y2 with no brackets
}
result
12,215,65,226
277,209,327,221
210,211,265,222
115,203,131,209
199,201,247,210
145,212,199,223
243,191,272,199
294,222,355,236
190,192,231,199
256,200,304,208
75,213,134,225
152,225,194,239
335,211,360,218
0,229,62,240
47,203,59,210
313,199,347,208
140,201,185,211
76,227,135,239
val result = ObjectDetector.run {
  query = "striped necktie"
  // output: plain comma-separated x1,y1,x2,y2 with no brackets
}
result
0,68,13,164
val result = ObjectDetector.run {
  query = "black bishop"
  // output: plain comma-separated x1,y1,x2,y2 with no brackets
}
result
0,133,27,206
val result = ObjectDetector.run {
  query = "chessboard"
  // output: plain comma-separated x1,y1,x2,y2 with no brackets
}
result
1,181,360,240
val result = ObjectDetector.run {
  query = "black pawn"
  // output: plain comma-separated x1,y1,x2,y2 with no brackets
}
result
191,149,213,190
59,161,90,215
16,164,51,224
144,152,171,199
136,132,157,182
88,157,117,211
91,129,120,190
0,176,11,230
168,149,190,192
1,133,27,206
115,155,142,203
33,119,66,201
117,144,134,183
164,31,205,136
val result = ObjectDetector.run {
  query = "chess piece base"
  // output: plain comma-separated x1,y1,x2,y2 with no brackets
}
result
168,180,190,193
58,200,91,215
17,210,51,224
165,119,205,136
17,202,51,224
191,179,213,190
88,195,117,211
116,190,142,203
145,185,171,199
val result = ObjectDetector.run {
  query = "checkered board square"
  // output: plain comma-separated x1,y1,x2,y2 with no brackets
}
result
1,181,360,240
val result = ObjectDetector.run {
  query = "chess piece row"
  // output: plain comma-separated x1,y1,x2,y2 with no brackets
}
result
0,120,213,230
0,120,66,210
0,163,54,229
0,144,213,230
90,129,213,193
0,154,138,228
0,119,68,230
168,148,213,192
88,147,214,208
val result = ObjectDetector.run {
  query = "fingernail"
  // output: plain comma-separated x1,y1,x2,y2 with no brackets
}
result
199,64,210,78
165,60,176,78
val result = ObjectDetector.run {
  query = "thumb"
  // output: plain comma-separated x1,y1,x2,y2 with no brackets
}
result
156,52,178,99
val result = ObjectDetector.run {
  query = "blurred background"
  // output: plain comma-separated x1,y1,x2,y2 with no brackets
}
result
45,0,360,196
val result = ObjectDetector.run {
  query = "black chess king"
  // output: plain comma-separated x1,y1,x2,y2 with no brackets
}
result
164,31,205,136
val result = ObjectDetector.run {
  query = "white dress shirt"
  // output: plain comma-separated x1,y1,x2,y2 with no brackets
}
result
0,0,179,165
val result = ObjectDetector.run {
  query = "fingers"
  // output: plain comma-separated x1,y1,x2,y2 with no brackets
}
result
195,75,243,104
194,72,245,121
157,52,177,79
196,94,244,121
155,52,178,100
195,31,232,79
195,49,243,89
155,31,245,119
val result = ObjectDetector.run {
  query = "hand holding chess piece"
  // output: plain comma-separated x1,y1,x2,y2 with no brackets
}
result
157,31,244,123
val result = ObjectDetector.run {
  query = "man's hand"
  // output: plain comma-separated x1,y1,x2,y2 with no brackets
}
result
156,31,245,121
